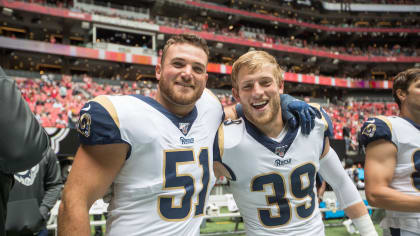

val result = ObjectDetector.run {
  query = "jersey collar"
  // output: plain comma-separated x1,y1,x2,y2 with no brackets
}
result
235,103,298,158
132,95,197,136
402,117,420,131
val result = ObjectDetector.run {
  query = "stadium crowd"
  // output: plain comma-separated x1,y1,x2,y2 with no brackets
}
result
14,75,398,151
4,0,419,61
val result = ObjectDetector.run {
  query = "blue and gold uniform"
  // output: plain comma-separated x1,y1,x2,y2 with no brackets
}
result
214,104,333,236
77,89,223,236
361,116,420,233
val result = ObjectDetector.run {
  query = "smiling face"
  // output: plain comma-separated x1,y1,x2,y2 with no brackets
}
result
155,43,208,115
233,63,284,128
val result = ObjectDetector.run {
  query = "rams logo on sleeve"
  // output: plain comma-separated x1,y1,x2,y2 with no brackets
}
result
362,123,376,138
77,112,92,138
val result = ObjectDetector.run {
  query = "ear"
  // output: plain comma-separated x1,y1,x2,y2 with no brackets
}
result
232,87,240,103
204,72,208,84
155,63,162,81
278,79,284,94
396,88,407,103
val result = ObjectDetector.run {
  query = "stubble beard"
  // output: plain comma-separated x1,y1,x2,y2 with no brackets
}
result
158,75,204,106
244,97,281,127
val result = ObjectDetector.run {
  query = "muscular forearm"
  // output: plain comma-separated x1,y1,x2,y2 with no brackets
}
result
366,186,420,212
58,200,91,236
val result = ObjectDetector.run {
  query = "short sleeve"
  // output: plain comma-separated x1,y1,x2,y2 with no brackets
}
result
360,116,393,148
76,96,124,145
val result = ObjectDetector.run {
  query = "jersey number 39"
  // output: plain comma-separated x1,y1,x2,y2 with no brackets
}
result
251,163,316,227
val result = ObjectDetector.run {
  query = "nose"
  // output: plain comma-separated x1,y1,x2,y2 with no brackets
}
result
181,65,193,80
252,82,264,97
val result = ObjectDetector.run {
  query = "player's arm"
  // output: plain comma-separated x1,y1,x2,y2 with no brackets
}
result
364,139,420,211
58,143,128,236
319,140,377,236
212,123,236,180
223,105,237,121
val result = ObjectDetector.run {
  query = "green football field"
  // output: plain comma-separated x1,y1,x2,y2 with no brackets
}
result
200,218,383,236
90,215,383,236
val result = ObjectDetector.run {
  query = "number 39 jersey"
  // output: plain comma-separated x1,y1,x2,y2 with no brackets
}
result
361,116,420,221
76,89,223,236
213,105,333,236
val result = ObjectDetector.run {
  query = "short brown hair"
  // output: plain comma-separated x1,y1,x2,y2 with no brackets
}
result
392,68,420,109
161,34,209,65
231,51,284,89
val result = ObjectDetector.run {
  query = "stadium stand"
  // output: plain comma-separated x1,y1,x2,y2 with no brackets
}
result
1,0,419,234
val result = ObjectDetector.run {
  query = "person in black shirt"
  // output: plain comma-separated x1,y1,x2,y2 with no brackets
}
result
6,148,62,236
0,67,49,236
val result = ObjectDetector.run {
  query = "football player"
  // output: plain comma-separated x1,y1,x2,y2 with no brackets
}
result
57,35,317,236
214,51,377,236
361,68,420,236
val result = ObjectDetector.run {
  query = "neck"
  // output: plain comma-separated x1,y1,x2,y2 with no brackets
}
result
155,91,194,117
401,106,420,126
255,109,285,138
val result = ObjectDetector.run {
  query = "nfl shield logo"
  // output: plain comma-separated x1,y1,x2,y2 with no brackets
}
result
275,145,287,158
179,123,190,135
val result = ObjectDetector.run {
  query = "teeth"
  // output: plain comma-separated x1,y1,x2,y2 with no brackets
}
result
253,101,267,106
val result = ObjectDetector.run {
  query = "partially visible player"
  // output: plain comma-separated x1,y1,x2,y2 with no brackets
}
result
361,68,420,236
57,34,316,236
58,34,223,236
214,51,377,236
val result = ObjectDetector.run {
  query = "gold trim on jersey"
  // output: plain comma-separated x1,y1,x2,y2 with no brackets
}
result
194,147,210,218
309,103,328,131
92,95,120,128
250,172,292,228
375,115,392,132
411,148,420,192
157,148,196,222
205,88,220,102
218,124,224,158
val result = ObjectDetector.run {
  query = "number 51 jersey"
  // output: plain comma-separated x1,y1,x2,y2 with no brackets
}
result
213,105,333,236
77,89,223,236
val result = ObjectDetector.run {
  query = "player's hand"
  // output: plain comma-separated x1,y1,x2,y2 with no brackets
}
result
280,94,321,135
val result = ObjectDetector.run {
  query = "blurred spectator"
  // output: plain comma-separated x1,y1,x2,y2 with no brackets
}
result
6,148,63,236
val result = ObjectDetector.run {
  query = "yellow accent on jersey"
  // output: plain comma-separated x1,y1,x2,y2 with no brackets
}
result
218,124,224,158
92,95,120,128
376,115,392,132
308,103,328,131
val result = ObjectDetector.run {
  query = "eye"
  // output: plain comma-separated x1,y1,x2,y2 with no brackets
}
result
242,84,252,90
261,81,272,87
193,66,204,74
172,61,184,68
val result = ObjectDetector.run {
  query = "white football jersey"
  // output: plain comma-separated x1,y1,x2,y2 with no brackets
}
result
77,89,223,236
361,116,420,232
213,105,333,236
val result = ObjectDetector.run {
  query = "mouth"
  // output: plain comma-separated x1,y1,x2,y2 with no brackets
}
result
175,82,194,88
251,101,268,110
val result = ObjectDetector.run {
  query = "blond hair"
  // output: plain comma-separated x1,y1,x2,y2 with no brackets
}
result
231,51,284,89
